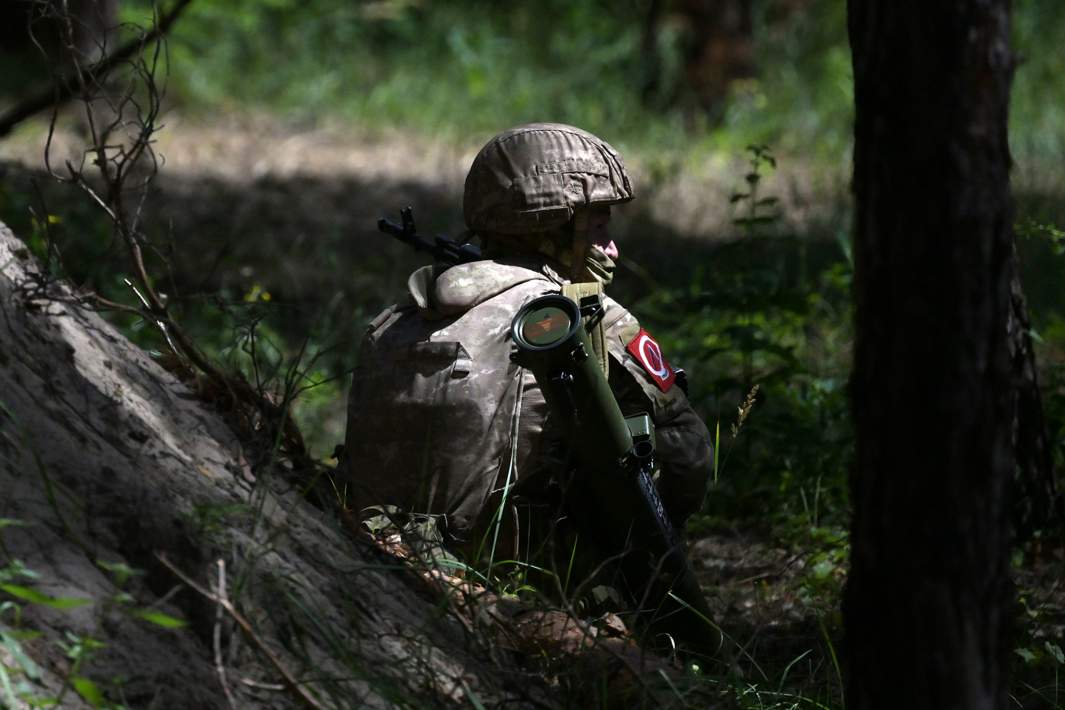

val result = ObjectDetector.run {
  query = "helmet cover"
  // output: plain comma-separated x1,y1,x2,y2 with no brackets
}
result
463,123,634,235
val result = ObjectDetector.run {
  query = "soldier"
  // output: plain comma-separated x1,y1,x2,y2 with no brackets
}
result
342,123,712,575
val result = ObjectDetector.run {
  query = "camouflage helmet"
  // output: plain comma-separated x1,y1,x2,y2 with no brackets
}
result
463,123,634,235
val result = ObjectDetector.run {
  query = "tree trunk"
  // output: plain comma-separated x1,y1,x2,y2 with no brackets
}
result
678,0,755,115
1007,246,1060,539
845,2,1015,709
0,0,118,61
639,0,664,104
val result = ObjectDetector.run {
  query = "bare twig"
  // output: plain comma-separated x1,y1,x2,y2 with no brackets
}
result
82,292,150,318
214,558,237,710
155,553,324,710
0,0,196,138
33,0,307,457
239,677,285,691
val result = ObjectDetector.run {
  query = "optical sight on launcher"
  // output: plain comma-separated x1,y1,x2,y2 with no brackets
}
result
510,293,721,653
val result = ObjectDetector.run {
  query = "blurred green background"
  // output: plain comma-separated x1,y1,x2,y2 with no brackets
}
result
117,0,1065,160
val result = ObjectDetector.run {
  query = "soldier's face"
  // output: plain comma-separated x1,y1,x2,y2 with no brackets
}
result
586,206,618,259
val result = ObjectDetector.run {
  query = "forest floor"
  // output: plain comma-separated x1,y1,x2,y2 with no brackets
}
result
2,113,1064,708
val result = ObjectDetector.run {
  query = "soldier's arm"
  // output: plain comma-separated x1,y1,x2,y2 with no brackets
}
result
604,304,713,526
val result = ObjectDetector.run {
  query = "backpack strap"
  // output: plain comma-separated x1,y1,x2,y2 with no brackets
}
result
562,281,609,378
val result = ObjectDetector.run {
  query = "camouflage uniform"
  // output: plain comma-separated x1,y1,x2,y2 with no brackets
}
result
342,124,712,545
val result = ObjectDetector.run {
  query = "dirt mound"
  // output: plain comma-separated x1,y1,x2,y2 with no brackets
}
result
0,221,560,708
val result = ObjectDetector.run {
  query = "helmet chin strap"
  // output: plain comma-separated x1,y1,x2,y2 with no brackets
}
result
478,211,615,287
567,210,616,287
569,231,591,281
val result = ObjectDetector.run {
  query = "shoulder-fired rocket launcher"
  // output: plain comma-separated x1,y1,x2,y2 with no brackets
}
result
510,293,721,654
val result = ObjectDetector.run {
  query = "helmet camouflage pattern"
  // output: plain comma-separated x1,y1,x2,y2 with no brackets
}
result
463,123,634,235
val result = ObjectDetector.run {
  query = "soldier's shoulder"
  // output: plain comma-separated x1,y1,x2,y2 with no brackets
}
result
602,297,690,410
603,295,641,345
434,260,556,313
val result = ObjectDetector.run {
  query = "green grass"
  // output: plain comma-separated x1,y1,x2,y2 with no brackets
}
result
105,0,1065,170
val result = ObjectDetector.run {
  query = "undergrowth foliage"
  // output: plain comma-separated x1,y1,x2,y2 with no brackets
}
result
633,146,855,533
0,542,187,708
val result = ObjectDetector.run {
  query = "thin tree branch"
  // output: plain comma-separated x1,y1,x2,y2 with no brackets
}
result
213,558,237,710
0,0,195,139
155,553,324,710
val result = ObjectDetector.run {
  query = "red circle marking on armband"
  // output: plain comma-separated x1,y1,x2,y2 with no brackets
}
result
626,328,676,392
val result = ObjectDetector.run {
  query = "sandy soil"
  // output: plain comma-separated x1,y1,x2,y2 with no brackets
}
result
0,111,852,242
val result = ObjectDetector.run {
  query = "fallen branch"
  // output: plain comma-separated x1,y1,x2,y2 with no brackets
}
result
155,552,324,710
213,558,237,710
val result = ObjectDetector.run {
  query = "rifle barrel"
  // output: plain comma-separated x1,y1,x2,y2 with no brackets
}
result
377,209,482,265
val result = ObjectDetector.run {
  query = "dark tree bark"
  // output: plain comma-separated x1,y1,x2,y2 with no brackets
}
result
0,0,119,60
845,2,1015,709
0,0,190,140
1007,248,1061,539
638,0,665,104
676,0,755,115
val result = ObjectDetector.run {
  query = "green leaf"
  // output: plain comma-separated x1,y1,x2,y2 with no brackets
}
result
0,631,41,680
1045,641,1065,665
0,585,91,610
131,608,187,629
95,560,142,587
812,559,835,580
0,559,40,583
1015,647,1037,664
0,659,17,710
71,675,105,705
0,519,29,529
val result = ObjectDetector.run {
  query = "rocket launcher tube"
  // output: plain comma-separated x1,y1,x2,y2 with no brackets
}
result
511,294,720,654
511,294,632,466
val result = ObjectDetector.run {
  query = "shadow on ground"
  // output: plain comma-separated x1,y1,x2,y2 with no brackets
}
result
0,156,854,345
